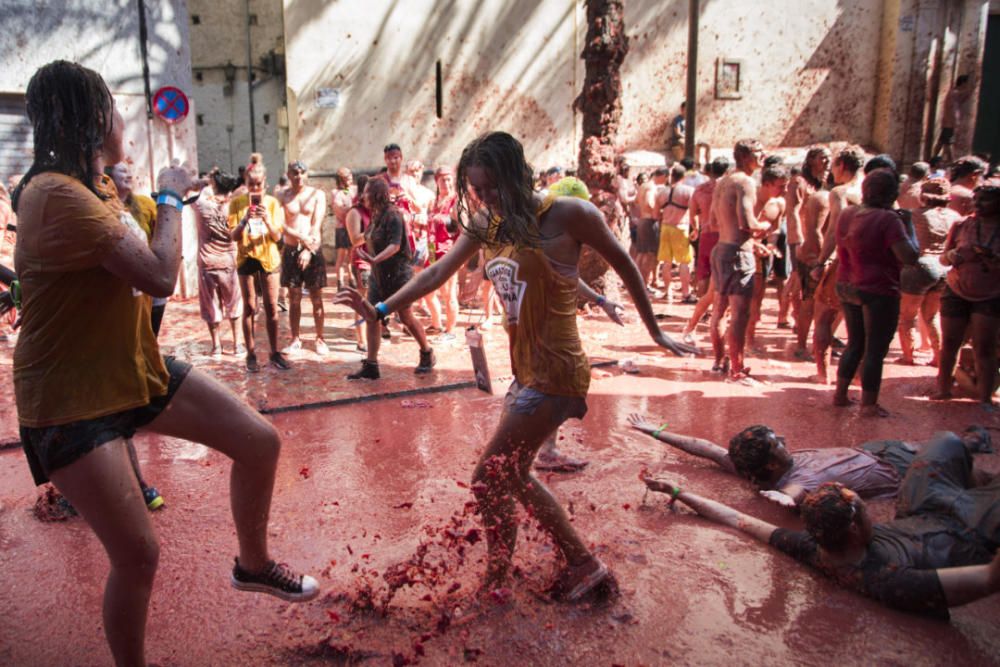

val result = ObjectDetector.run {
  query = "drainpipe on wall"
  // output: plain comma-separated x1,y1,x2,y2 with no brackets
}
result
685,0,699,160
245,0,257,152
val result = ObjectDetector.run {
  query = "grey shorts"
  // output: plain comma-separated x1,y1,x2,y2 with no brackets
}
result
900,256,946,296
504,380,587,423
636,218,659,254
711,241,755,297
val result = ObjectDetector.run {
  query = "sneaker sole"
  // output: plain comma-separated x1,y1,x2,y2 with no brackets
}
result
230,576,319,603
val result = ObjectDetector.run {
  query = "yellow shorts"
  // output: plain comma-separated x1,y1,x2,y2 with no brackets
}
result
658,224,692,264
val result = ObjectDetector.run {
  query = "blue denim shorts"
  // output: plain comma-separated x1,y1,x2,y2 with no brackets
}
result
504,380,587,423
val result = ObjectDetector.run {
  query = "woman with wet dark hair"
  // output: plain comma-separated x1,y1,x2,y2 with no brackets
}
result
833,168,919,417
337,131,694,602
935,185,1000,409
12,61,316,666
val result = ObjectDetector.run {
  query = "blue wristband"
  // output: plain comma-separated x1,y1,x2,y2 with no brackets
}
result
156,191,183,211
596,295,607,306
374,302,389,317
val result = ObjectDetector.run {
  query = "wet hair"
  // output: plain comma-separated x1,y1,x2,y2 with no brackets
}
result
908,161,930,180
680,157,695,171
709,157,730,177
733,139,762,168
761,164,788,185
956,74,970,87
365,176,391,212
245,152,266,185
635,172,648,185
800,483,856,551
652,167,669,178
950,155,987,182
210,168,242,195
670,164,686,182
383,143,402,154
455,131,539,248
545,166,564,178
862,168,900,208
919,177,951,207
963,425,992,453
802,146,830,188
834,145,865,176
864,154,897,175
13,60,114,211
277,175,289,187
728,425,781,484
354,174,370,205
335,167,353,189
763,155,784,168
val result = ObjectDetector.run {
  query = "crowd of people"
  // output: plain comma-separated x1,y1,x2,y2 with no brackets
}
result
1,59,999,666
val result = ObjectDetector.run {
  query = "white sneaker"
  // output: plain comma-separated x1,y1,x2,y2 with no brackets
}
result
314,339,328,356
282,339,303,354
682,332,695,345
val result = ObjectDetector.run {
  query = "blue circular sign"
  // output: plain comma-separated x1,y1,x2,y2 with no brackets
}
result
152,86,189,124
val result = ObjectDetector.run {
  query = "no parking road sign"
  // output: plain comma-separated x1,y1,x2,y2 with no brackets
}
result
152,86,189,124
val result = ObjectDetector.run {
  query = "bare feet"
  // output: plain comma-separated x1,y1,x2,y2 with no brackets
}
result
928,390,953,401
894,355,915,366
810,373,831,385
860,404,890,418
534,451,589,473
548,557,611,602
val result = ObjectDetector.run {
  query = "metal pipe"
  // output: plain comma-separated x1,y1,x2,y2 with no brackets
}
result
685,0,699,160
245,0,257,152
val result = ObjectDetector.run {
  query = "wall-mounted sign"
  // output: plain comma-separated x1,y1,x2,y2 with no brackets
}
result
316,88,341,109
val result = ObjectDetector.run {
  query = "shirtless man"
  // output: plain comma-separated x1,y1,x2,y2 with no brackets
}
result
655,164,695,303
897,161,930,211
277,161,329,355
330,167,356,289
949,155,987,218
933,75,972,164
811,146,865,383
790,147,832,358
747,165,788,349
682,157,730,343
378,143,425,215
636,167,667,290
708,139,771,379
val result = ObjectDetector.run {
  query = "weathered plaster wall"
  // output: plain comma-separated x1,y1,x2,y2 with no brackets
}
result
188,0,285,176
621,0,884,151
0,0,200,294
284,0,582,173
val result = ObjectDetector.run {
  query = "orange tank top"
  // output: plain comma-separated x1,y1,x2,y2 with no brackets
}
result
483,199,590,398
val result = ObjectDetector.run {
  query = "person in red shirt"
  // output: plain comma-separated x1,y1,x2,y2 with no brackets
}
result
833,169,919,416
429,166,459,339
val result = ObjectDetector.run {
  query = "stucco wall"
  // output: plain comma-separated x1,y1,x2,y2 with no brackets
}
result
0,0,200,294
284,0,582,173
189,0,285,176
621,0,884,151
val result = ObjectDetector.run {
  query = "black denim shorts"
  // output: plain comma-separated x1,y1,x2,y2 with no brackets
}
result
20,356,192,485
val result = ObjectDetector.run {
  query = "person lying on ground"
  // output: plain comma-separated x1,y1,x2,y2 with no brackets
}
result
628,413,991,507
644,431,1000,618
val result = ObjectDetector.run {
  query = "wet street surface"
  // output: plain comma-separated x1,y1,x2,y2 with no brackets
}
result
1,293,998,666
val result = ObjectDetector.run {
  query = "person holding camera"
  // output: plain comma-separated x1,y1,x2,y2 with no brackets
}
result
228,153,288,372
935,185,1000,409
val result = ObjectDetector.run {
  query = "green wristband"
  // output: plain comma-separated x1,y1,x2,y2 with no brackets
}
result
652,423,668,439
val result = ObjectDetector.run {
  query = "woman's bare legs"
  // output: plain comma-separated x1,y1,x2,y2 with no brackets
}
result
970,312,1000,408
472,402,593,590
441,272,459,333
935,314,968,399
897,293,922,364
145,367,280,572
921,289,943,366
49,441,158,667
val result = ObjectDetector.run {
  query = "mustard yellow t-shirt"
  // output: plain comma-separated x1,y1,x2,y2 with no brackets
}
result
128,193,158,241
228,193,284,272
13,172,169,427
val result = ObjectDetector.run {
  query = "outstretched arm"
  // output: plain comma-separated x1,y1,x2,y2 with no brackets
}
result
578,279,625,326
627,414,735,472
937,552,1000,608
334,229,481,320
568,199,696,356
643,477,778,544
